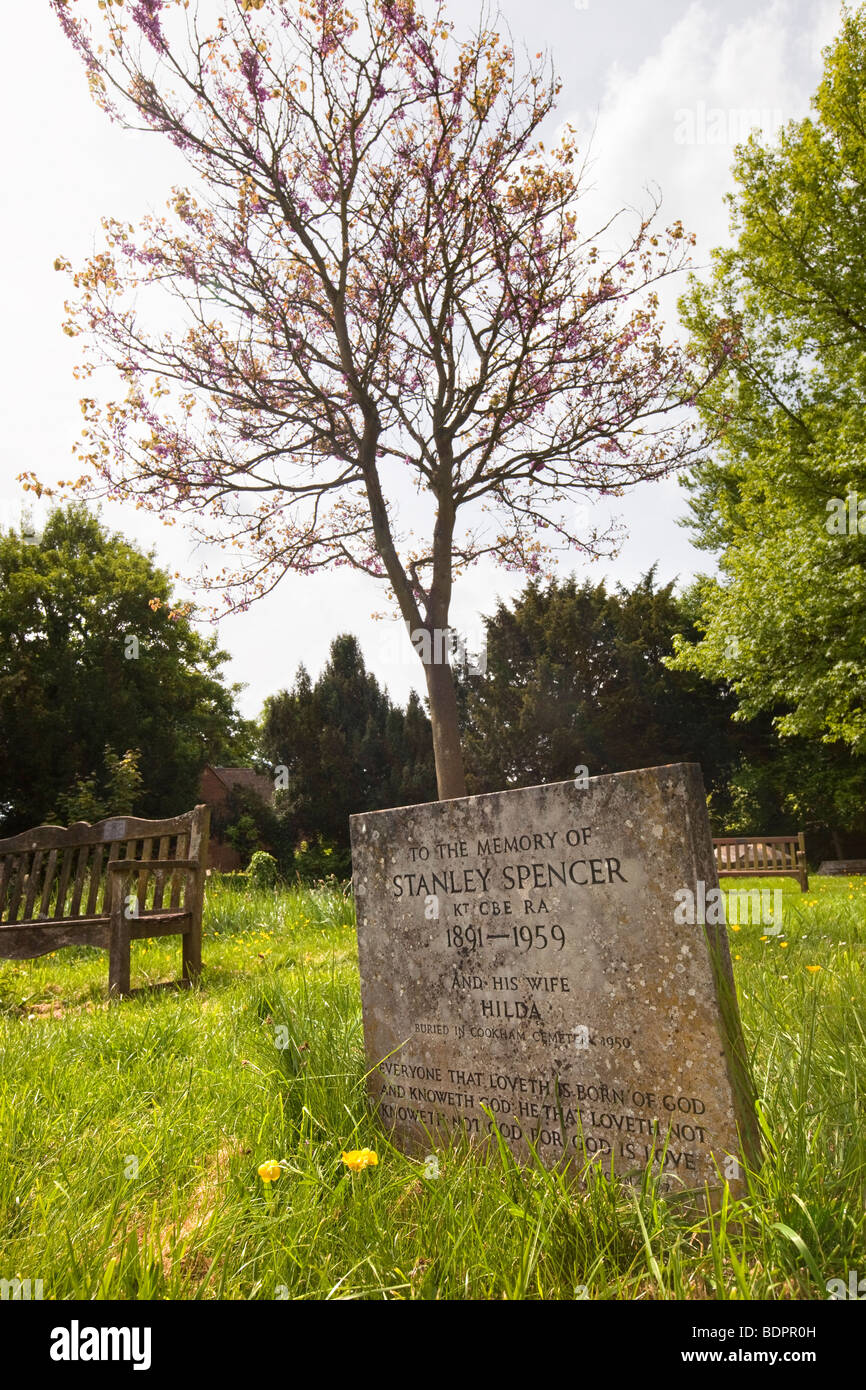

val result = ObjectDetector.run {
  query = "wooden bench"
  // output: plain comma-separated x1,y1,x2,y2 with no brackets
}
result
0,806,210,997
713,833,808,892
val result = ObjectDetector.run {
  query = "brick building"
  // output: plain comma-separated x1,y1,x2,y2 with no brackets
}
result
199,764,275,872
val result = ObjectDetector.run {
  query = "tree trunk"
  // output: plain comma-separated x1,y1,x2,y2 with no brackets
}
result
424,654,467,800
354,421,466,800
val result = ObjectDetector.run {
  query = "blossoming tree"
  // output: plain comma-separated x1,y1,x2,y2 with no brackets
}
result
48,0,703,798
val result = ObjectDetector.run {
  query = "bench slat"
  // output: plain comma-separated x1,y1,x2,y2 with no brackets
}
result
138,838,153,913
69,846,91,918
0,921,112,958
107,858,198,873
0,911,192,961
152,835,170,911
38,849,60,918
55,845,75,919
0,857,10,921
6,853,29,922
85,844,104,917
22,849,44,921
170,833,189,911
0,908,192,931
104,842,121,917
129,912,191,939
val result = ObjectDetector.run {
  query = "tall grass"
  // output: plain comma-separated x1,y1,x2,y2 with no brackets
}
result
0,876,863,1299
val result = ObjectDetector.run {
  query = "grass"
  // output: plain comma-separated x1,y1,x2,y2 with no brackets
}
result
0,874,863,1300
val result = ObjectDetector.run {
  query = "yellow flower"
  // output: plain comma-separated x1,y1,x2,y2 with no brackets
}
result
258,1160,281,1183
342,1148,378,1172
730,925,740,932
760,935,768,942
780,941,788,948
806,965,822,973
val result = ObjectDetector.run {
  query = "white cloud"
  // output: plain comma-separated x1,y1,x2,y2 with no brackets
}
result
564,0,840,267
797,0,848,66
536,1,847,623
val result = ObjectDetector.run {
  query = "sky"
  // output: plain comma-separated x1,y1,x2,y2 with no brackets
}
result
0,0,845,717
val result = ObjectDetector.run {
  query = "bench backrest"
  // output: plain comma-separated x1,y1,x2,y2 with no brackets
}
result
0,806,209,926
712,833,804,874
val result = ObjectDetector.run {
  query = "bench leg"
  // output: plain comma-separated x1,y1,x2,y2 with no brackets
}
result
109,913,131,997
182,853,206,987
798,836,809,892
182,919,201,987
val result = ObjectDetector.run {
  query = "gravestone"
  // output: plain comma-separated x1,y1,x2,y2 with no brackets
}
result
351,763,759,1191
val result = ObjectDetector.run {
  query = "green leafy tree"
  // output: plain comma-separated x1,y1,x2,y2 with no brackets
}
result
460,571,866,853
388,689,440,808
0,504,253,832
670,5,866,755
53,746,144,825
721,743,866,857
224,812,262,865
460,572,749,804
292,836,352,885
260,634,436,853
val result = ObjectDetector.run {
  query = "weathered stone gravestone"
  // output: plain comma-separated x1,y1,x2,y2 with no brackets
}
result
351,763,759,1191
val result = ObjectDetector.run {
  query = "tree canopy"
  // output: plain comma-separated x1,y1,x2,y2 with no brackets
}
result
670,4,866,753
459,571,747,801
46,0,706,797
456,569,866,855
0,505,251,833
259,632,435,854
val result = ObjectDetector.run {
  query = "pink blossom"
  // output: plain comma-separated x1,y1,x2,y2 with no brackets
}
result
240,49,269,105
131,0,166,53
